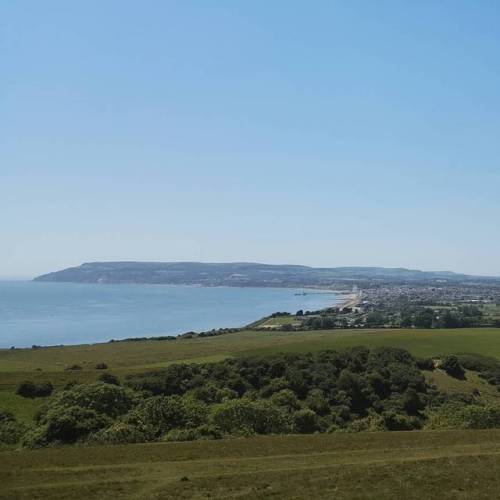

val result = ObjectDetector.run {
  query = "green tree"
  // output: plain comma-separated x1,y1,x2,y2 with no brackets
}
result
293,409,319,433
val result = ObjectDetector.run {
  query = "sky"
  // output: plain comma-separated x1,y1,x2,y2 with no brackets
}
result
1,1,500,278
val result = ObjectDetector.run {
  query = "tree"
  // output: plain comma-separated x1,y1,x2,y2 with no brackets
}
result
365,312,385,327
270,389,300,413
210,399,290,435
293,409,319,433
48,382,138,418
43,406,111,443
306,389,330,416
414,309,434,328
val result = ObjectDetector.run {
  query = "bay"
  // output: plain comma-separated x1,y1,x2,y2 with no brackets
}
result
0,281,340,348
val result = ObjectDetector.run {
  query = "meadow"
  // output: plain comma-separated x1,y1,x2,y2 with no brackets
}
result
2,429,500,499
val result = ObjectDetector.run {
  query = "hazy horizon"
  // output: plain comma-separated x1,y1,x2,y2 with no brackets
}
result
2,2,499,277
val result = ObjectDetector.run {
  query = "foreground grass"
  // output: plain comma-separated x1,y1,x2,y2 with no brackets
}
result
2,430,500,499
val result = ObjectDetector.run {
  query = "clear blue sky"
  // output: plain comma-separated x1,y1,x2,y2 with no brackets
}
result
2,1,500,278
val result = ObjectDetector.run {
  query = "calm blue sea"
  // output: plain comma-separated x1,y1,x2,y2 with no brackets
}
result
0,281,339,348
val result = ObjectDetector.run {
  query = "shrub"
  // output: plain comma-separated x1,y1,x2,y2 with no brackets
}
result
35,382,54,397
162,428,201,442
16,381,53,398
402,388,425,415
416,357,435,371
270,389,300,412
306,389,330,416
124,396,208,437
89,422,148,444
98,373,120,385
210,399,290,435
16,381,37,398
38,406,112,444
426,403,500,430
65,364,82,371
162,425,222,442
292,409,319,433
0,409,15,423
380,411,422,431
440,355,465,379
49,382,138,418
0,410,26,445
347,414,386,432
95,363,108,370
21,426,49,448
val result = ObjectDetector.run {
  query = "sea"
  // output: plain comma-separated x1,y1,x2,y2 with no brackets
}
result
0,281,340,348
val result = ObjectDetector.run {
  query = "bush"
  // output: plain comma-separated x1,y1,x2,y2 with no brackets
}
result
440,355,465,379
89,422,148,444
35,406,112,444
426,403,500,430
124,396,208,437
95,363,108,370
49,382,138,418
0,410,26,445
416,357,435,371
210,399,290,435
162,428,201,442
162,425,222,442
16,381,37,398
292,409,319,433
98,373,120,385
23,382,140,446
270,389,300,413
306,389,330,416
65,364,82,371
16,381,53,398
347,414,386,432
381,411,422,431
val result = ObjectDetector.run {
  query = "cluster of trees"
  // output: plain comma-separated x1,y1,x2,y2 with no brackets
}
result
11,347,433,447
302,316,350,330
400,305,484,329
5,347,500,449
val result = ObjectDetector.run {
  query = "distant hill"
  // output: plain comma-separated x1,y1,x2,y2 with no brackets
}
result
33,262,490,287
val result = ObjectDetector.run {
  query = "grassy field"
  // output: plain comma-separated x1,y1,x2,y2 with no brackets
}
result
2,429,500,499
2,327,500,377
424,368,500,404
259,315,299,327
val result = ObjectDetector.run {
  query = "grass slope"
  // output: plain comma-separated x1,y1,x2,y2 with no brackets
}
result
2,328,500,378
2,430,500,499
